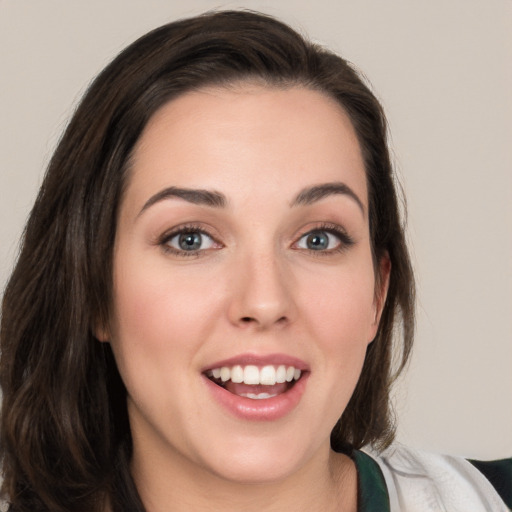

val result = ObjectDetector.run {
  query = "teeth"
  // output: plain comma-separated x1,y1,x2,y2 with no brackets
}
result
244,365,260,385
276,365,286,383
208,364,302,385
260,365,276,385
231,365,244,383
220,367,230,382
241,392,278,399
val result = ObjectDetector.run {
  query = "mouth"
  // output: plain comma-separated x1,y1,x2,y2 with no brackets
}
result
204,364,303,400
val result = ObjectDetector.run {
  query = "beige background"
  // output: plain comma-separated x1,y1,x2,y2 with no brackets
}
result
0,0,510,459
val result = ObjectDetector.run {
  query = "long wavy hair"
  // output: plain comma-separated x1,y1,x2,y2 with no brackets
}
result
0,10,415,511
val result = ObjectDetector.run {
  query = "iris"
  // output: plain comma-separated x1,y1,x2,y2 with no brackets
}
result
179,232,202,251
306,231,330,250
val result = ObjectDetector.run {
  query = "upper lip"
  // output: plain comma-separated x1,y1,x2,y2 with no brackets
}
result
202,353,310,373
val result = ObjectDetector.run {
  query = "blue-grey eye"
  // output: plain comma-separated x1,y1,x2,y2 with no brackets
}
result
167,231,215,252
297,230,340,251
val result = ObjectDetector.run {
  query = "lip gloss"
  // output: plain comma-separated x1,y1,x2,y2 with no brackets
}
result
202,371,309,421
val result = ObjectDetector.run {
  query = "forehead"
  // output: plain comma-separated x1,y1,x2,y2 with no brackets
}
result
125,84,367,211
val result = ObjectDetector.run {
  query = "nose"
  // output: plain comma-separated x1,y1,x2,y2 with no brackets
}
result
227,250,296,330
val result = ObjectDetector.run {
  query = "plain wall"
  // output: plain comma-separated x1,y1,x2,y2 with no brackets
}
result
0,0,511,459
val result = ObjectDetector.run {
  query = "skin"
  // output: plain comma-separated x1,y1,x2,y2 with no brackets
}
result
103,84,390,511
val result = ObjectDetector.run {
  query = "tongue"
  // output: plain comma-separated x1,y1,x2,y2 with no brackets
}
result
225,381,289,397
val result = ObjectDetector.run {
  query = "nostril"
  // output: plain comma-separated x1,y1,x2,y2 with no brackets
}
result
239,315,288,326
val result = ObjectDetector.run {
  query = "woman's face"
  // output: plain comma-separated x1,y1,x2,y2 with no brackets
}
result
106,85,388,485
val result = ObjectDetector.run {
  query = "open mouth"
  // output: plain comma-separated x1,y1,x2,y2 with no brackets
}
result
205,364,303,399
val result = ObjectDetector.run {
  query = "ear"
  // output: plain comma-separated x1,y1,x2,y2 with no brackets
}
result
369,252,391,341
93,317,110,343
94,328,110,343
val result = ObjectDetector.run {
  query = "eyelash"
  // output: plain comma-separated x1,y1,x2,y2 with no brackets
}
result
157,222,354,258
158,223,220,258
294,222,355,255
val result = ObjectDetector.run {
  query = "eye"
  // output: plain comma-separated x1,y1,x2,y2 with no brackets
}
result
294,225,354,253
164,229,217,253
297,230,339,251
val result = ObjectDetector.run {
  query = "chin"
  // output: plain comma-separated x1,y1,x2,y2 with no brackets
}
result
195,431,322,485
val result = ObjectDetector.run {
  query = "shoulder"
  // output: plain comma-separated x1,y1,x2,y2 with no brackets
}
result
363,444,512,512
468,456,512,508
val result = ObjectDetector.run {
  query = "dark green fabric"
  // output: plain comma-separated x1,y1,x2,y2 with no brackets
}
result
352,450,390,512
469,457,512,510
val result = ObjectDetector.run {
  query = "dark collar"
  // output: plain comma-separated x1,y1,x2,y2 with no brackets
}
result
351,450,390,512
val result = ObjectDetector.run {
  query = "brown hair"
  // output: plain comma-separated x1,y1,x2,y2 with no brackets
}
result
0,10,414,511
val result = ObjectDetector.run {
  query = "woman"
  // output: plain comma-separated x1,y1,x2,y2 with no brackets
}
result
0,10,510,512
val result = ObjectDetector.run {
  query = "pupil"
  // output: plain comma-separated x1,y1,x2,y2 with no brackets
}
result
307,232,328,250
179,233,201,250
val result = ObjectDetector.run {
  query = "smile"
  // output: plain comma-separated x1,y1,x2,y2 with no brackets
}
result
202,356,309,420
206,365,302,399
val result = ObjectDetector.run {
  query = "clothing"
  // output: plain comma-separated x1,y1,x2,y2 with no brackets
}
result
2,445,509,510
352,444,512,512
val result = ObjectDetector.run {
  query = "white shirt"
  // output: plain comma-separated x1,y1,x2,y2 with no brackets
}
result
365,444,510,512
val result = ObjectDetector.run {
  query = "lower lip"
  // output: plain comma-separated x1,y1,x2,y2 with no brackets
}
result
203,373,309,421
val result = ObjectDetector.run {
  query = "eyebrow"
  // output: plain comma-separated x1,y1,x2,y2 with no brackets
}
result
291,182,365,214
138,186,227,216
138,181,364,217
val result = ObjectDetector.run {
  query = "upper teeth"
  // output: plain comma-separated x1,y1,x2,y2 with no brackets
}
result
208,365,301,385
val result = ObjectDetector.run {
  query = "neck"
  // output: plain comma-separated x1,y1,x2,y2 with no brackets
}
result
131,444,358,512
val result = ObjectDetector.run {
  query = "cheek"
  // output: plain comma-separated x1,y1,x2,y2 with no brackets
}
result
108,255,223,386
297,255,377,404
298,259,377,346
113,256,219,334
